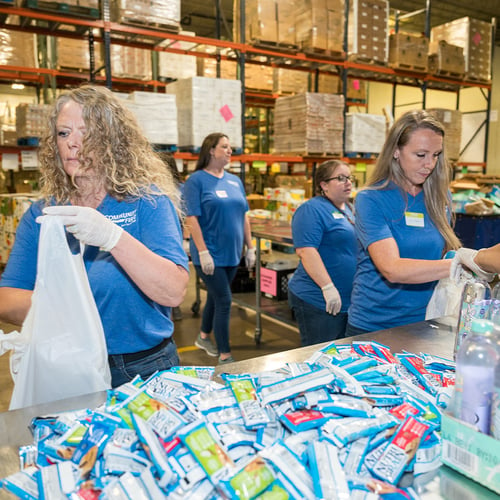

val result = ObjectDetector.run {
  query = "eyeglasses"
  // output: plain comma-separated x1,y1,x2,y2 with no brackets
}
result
325,175,356,184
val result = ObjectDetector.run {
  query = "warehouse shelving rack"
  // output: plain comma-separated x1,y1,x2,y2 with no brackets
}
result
0,1,494,173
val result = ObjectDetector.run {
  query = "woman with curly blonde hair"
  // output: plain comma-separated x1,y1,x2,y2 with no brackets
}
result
0,85,189,387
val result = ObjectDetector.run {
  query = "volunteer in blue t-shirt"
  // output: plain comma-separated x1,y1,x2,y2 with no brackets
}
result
347,109,461,335
0,85,189,387
288,160,357,345
184,133,255,365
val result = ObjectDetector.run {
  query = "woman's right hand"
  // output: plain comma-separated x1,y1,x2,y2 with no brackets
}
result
321,283,342,315
199,250,215,275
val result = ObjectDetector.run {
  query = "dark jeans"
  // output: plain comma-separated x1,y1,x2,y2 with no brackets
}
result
195,265,238,354
288,290,347,346
345,322,372,338
108,338,179,388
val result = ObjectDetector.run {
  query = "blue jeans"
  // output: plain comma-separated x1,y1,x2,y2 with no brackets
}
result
108,337,179,388
345,322,372,338
195,265,238,354
288,290,347,346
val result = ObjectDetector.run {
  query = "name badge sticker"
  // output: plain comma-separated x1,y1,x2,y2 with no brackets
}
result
405,212,424,227
216,190,228,198
332,212,344,219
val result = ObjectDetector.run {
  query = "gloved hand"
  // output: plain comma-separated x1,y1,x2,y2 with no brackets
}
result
321,282,342,315
245,247,256,269
199,250,215,275
39,205,123,252
450,247,495,283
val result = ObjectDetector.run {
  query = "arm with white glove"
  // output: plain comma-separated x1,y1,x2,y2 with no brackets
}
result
41,205,123,251
295,246,342,315
185,215,215,275
450,247,495,283
39,205,188,307
245,247,256,269
321,282,342,315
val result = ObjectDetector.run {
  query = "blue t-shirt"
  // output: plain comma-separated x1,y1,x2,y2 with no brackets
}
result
288,196,357,312
0,193,189,355
183,170,249,267
348,182,445,331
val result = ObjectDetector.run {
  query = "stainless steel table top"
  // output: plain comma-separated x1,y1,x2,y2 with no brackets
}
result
1,316,496,499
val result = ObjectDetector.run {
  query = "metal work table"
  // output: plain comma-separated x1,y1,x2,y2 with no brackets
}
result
241,218,296,344
0,316,497,499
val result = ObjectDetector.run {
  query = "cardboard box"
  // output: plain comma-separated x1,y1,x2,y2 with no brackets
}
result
428,40,465,77
344,113,386,154
260,261,296,300
389,32,428,72
441,412,500,495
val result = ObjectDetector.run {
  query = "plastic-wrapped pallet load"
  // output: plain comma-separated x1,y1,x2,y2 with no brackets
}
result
430,17,493,82
157,31,197,81
110,0,180,30
273,92,344,155
15,104,51,142
0,29,37,68
122,91,178,147
109,45,152,80
344,113,386,154
167,76,242,152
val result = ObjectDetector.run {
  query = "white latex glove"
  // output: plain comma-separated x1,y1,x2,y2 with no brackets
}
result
450,247,495,283
39,205,123,252
245,247,256,269
183,239,190,256
321,282,342,315
199,250,215,275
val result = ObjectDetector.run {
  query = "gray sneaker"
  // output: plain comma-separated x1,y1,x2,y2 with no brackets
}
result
195,334,219,357
218,355,235,365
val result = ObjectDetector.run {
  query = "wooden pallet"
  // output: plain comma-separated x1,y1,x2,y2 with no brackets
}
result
301,47,345,61
117,16,180,34
389,61,427,73
347,54,388,67
465,74,492,84
431,69,465,80
249,39,299,54
23,0,99,18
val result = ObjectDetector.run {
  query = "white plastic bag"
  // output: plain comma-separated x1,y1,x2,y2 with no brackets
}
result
8,216,111,410
425,276,466,321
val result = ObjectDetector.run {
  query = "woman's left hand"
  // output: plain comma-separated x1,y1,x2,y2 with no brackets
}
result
38,206,123,252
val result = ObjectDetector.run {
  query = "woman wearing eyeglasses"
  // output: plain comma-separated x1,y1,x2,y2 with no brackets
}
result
288,160,357,346
346,110,461,336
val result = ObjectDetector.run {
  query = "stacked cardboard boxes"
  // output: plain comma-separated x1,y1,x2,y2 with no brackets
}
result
122,91,178,146
0,194,39,265
348,0,389,64
427,108,462,161
344,113,386,154
167,76,242,151
0,29,37,68
428,40,466,78
389,32,428,72
110,0,180,30
109,45,152,80
295,0,344,55
54,37,103,72
273,92,344,155
431,17,492,82
15,104,51,140
157,31,197,81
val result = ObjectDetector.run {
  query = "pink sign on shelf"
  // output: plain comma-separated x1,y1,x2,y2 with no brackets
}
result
472,32,482,46
220,104,234,122
260,267,277,296
352,79,360,90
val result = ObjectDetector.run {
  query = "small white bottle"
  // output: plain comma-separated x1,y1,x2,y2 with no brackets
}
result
453,318,498,433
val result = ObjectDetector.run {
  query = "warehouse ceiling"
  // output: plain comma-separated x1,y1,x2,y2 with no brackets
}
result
179,1,500,46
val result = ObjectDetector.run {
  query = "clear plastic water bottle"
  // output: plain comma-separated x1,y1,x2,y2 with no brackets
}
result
489,321,500,438
453,318,498,433
454,279,491,360
489,281,500,326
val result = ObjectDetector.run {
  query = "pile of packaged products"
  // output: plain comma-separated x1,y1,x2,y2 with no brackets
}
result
0,340,456,499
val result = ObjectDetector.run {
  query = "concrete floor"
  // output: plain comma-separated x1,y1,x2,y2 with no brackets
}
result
0,264,300,413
